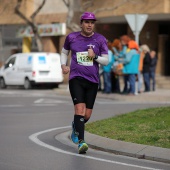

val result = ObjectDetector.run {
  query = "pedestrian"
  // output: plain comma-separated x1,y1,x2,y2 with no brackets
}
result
138,48,144,93
118,40,140,95
140,44,151,92
119,35,131,94
102,40,114,94
150,50,158,91
111,38,124,93
60,12,109,154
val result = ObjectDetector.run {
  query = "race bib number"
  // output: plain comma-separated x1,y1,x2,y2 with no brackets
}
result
76,51,93,66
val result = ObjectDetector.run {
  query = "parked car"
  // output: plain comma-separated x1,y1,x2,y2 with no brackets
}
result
0,52,63,89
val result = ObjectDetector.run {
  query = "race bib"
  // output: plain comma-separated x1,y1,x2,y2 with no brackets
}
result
76,51,93,66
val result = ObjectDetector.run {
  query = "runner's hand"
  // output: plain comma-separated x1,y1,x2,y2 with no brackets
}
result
88,46,95,59
61,65,70,74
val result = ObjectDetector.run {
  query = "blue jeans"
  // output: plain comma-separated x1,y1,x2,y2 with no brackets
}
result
123,75,129,93
103,72,111,93
111,73,120,93
143,72,150,92
98,72,103,90
150,71,156,91
128,74,136,94
138,72,143,92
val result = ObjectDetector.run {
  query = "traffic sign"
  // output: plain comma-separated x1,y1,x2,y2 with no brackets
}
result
125,14,148,44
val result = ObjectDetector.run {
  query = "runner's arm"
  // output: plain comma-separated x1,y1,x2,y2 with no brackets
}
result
60,48,70,74
94,54,109,66
60,48,69,65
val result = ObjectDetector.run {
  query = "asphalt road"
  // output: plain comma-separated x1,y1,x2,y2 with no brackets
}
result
0,88,169,170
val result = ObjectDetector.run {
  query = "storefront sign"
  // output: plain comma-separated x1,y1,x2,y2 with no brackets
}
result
17,23,66,37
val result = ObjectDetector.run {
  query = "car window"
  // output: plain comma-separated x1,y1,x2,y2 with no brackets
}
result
5,57,16,69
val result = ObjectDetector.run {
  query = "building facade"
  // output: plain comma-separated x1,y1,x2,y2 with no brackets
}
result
0,0,170,75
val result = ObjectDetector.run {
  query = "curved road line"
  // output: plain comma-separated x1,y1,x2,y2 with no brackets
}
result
29,126,161,170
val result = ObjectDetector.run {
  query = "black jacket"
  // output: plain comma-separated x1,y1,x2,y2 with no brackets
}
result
142,52,151,73
150,56,157,72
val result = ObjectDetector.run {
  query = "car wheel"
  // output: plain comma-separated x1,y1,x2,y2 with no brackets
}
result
0,78,6,89
24,78,32,89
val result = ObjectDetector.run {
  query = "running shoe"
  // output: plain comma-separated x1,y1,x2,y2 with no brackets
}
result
78,140,88,154
71,121,79,144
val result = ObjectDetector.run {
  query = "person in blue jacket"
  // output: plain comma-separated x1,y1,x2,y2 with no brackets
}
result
102,40,114,94
118,40,140,95
111,38,125,93
119,35,131,94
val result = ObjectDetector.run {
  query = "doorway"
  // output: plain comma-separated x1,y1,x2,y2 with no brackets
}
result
159,23,170,76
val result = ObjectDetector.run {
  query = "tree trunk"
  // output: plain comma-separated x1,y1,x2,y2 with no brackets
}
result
15,0,46,52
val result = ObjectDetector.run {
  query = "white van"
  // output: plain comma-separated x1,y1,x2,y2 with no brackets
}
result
0,52,63,89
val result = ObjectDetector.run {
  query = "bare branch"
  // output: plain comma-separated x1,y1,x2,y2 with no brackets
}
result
93,0,127,14
0,2,11,15
15,0,35,29
128,0,144,3
31,0,46,19
82,0,93,11
63,0,69,7
14,0,45,52
67,23,80,32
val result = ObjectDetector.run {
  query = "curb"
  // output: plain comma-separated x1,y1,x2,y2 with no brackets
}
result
85,132,170,164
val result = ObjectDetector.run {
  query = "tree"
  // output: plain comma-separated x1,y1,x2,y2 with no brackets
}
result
15,0,46,52
63,0,92,32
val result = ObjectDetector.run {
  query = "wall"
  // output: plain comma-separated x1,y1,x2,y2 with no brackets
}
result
34,0,67,14
0,0,68,25
87,0,169,18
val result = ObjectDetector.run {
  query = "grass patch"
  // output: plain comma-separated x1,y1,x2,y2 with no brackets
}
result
85,107,170,149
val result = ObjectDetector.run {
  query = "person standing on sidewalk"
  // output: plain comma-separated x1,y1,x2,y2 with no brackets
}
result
119,35,131,94
102,40,114,94
141,44,151,92
60,12,109,154
118,40,140,95
149,50,158,91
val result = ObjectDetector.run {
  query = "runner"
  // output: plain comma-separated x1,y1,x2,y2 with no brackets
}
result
60,12,109,154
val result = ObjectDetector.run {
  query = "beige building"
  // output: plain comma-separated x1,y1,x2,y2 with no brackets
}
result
0,0,170,76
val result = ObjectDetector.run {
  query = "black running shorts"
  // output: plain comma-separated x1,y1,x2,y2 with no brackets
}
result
69,77,98,109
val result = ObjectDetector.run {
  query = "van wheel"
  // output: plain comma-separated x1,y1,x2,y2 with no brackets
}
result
0,78,6,89
55,84,59,88
24,78,32,89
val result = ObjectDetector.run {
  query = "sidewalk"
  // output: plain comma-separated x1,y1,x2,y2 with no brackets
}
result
54,84,170,163
55,84,170,103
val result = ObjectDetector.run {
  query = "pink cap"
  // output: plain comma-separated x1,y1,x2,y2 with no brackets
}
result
80,12,97,21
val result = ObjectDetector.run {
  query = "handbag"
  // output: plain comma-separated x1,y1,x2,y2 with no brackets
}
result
112,62,123,75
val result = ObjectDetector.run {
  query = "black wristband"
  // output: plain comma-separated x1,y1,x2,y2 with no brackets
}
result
94,55,98,60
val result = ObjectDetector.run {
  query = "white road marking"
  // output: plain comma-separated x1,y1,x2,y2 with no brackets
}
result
34,98,69,104
0,105,24,107
96,101,170,104
33,104,57,106
34,98,44,103
29,126,161,170
0,100,169,108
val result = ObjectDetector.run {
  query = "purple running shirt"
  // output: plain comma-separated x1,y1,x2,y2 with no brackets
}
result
63,31,108,83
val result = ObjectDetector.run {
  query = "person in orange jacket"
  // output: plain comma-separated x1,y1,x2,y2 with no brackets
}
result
138,49,144,93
